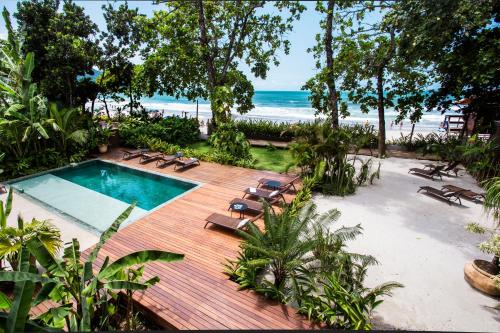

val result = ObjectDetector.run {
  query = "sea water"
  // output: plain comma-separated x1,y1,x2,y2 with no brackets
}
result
98,91,461,131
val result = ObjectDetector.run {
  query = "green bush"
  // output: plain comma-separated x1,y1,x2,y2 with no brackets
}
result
209,122,252,162
234,119,294,141
119,116,200,147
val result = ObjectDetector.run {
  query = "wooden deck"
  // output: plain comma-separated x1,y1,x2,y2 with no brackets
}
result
81,148,311,329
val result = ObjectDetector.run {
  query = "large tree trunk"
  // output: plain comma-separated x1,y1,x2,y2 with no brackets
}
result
196,0,219,127
325,0,339,129
376,67,386,157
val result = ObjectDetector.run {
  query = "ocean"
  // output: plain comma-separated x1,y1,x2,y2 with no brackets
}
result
106,90,460,132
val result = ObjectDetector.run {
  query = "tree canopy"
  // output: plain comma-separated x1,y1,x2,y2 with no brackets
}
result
140,0,305,126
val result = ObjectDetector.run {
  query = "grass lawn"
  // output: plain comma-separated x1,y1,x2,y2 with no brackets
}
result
187,141,295,173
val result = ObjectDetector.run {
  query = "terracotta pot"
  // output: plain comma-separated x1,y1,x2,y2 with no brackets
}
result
464,259,500,296
98,144,108,154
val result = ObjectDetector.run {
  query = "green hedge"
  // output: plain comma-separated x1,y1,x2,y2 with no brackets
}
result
119,116,200,147
234,119,294,141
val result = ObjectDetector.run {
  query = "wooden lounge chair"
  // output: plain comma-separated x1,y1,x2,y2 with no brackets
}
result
174,157,200,171
204,212,262,231
242,184,291,204
156,152,182,168
228,198,265,215
417,186,462,205
408,165,445,181
424,161,462,177
139,151,163,164
257,175,300,192
441,184,485,204
122,148,147,160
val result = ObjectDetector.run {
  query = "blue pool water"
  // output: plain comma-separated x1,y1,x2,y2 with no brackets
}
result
10,160,198,232
53,160,196,210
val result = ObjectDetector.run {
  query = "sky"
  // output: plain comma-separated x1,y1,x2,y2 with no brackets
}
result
0,0,324,91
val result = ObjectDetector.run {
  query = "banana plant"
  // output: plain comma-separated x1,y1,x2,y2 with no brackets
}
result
49,103,89,155
0,204,184,331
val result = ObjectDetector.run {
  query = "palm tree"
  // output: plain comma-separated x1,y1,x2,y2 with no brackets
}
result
0,188,61,270
238,201,352,300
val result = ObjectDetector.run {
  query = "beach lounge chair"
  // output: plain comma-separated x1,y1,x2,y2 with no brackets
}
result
257,175,300,192
139,151,163,164
228,198,265,215
174,157,200,171
122,148,147,160
417,186,462,205
242,184,291,203
156,152,183,168
204,212,262,231
424,161,462,177
441,184,485,204
408,165,445,181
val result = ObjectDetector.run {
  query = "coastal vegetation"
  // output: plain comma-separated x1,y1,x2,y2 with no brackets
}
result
0,192,184,332
226,201,402,329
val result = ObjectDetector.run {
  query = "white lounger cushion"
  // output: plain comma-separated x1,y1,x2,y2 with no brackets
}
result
249,187,257,193
270,190,279,197
237,218,250,229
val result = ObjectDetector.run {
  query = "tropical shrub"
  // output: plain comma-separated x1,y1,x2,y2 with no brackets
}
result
118,116,200,147
209,121,253,164
290,120,379,196
457,136,500,181
225,202,402,328
0,204,184,332
234,119,294,141
466,177,500,272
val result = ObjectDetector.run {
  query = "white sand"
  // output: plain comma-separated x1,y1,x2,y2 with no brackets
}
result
0,191,99,252
314,157,499,331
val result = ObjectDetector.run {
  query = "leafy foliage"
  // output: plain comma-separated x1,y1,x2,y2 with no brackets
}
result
208,121,252,162
226,202,402,328
140,0,305,126
290,120,380,196
14,0,99,108
234,119,294,142
0,204,184,331
119,116,200,147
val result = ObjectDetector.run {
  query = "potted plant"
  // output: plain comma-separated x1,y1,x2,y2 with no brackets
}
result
464,177,500,296
96,126,112,153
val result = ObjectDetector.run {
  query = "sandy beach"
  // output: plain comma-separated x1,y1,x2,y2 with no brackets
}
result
314,157,499,331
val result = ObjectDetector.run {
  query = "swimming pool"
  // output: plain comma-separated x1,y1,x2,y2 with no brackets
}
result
10,160,199,232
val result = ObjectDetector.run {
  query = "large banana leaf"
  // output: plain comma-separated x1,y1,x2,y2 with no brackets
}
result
104,280,151,291
26,238,65,276
0,290,11,309
0,313,61,332
0,271,55,284
98,250,184,280
23,53,34,81
0,188,13,228
6,247,36,333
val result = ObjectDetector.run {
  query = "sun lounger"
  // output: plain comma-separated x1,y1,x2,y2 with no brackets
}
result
424,161,462,177
174,157,200,171
204,212,262,231
242,185,291,203
408,165,445,180
228,198,265,215
257,175,300,192
156,152,183,168
441,184,485,204
139,152,163,164
122,148,148,160
417,186,462,205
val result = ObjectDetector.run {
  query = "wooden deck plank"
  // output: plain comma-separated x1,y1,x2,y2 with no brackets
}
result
80,148,310,329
